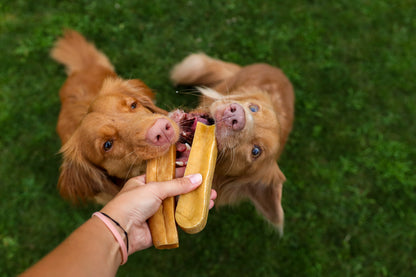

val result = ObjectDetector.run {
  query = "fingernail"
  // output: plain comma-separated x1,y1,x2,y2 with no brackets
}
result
187,173,202,185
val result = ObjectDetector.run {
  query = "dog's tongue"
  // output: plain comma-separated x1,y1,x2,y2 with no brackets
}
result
169,109,214,167
192,116,210,128
175,142,191,167
169,109,214,144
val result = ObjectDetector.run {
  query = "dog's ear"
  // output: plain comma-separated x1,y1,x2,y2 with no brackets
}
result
245,162,286,235
126,79,156,100
58,136,118,203
136,93,168,115
126,79,168,115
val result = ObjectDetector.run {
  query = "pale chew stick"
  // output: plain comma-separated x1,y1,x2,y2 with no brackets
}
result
147,145,179,249
175,122,217,234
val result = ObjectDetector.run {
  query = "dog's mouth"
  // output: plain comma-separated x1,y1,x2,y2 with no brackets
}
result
169,109,214,168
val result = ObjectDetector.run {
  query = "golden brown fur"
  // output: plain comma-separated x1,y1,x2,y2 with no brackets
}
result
52,30,179,202
171,54,294,233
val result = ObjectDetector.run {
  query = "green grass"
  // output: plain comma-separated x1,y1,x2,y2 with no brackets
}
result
1,0,415,276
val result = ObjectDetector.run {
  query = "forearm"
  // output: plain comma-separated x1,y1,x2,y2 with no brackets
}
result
20,216,122,277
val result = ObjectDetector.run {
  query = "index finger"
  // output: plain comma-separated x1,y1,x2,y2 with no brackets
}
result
121,175,147,192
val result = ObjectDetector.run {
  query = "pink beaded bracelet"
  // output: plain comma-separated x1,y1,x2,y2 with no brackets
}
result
92,212,128,265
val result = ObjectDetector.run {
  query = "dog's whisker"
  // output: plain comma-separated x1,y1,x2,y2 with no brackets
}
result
225,81,231,96
216,148,224,163
174,88,201,97
122,150,136,159
225,147,235,176
212,115,235,126
124,154,139,182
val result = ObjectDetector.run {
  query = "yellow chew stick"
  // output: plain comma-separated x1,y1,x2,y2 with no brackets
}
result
175,122,217,234
147,145,179,249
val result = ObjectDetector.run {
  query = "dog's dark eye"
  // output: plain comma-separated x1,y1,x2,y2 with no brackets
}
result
249,104,259,112
251,145,262,158
103,140,113,151
131,102,137,110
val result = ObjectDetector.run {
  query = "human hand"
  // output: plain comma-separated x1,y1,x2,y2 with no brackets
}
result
100,174,217,253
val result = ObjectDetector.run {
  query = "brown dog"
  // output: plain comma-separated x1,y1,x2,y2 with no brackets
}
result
52,30,179,202
171,54,294,233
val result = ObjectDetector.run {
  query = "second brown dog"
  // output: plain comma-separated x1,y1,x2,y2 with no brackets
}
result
171,53,294,233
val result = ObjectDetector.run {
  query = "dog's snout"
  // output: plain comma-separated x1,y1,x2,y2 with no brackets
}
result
146,118,175,146
223,103,245,131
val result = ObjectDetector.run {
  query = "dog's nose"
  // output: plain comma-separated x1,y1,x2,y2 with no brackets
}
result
222,103,245,131
146,118,175,146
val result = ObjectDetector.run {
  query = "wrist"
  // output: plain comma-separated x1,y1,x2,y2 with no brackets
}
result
99,206,133,244
100,205,131,231
92,212,128,265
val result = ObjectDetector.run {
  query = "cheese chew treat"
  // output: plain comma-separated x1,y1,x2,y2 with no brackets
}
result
175,122,217,234
146,145,179,249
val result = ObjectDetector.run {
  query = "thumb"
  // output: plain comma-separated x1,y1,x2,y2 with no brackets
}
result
149,173,202,200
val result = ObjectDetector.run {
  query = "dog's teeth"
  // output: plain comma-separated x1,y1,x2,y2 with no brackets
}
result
176,161,184,167
185,143,191,151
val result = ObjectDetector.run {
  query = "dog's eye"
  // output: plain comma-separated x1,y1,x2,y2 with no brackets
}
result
131,102,137,110
251,145,262,158
103,140,113,151
249,104,259,112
